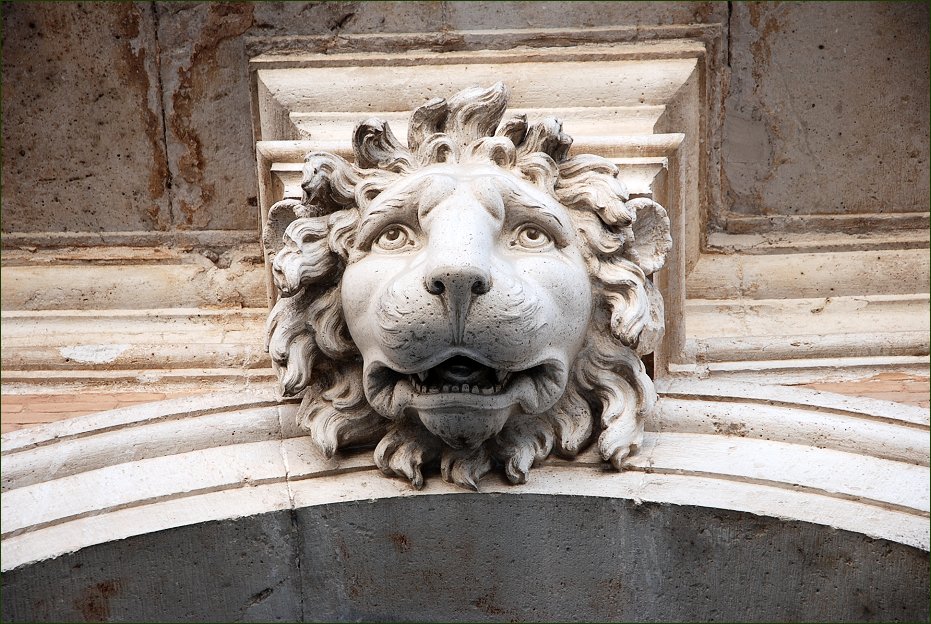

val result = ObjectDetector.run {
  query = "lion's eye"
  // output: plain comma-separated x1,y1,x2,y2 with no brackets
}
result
513,224,553,250
373,225,415,252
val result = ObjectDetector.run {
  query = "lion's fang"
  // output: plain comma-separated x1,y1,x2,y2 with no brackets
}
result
416,371,428,382
495,369,510,383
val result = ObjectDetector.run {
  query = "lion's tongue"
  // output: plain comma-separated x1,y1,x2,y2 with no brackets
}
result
431,356,495,386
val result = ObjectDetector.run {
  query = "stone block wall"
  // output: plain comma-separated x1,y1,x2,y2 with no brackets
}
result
3,1,928,237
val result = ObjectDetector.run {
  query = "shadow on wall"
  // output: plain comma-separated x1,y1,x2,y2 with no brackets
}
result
2,496,928,622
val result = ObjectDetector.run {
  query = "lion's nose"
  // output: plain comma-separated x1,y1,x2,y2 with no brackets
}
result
424,264,492,344
425,266,492,298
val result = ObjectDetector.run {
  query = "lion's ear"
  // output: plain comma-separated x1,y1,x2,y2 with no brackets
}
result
262,199,304,262
636,279,666,356
625,198,672,275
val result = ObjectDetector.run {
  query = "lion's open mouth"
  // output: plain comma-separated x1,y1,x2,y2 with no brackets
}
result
410,355,512,395
363,354,568,420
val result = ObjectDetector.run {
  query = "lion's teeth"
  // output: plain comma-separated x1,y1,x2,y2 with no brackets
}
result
462,384,470,393
416,371,428,382
442,384,451,393
472,386,481,394
495,369,508,382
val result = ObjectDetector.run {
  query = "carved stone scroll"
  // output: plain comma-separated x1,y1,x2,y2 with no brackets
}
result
263,83,670,489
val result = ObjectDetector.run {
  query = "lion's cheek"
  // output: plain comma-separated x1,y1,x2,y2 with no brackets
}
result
511,252,593,355
340,257,411,358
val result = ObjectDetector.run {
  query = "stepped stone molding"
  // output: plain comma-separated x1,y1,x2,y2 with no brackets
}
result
4,30,922,397
2,380,927,574
262,83,671,489
251,31,929,390
251,37,703,384
0,27,925,398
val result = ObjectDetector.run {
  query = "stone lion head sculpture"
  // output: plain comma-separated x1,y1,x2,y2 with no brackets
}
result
264,83,671,490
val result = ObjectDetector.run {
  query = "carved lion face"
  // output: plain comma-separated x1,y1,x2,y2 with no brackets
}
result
341,163,592,450
264,83,670,489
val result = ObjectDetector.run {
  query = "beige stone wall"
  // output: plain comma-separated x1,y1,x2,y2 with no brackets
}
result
3,2,927,237
722,2,930,232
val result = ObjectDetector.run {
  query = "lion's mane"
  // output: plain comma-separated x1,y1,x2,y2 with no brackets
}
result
264,83,670,489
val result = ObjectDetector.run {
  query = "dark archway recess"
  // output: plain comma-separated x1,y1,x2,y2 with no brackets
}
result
3,495,928,622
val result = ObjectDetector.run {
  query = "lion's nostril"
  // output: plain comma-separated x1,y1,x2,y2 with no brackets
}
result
427,279,446,295
471,276,491,295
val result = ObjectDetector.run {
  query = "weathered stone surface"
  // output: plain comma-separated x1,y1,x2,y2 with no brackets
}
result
0,512,302,623
5,373,930,434
2,501,927,622
299,496,929,622
152,1,722,234
250,1,446,36
154,2,258,230
1,3,169,233
5,2,926,239
722,2,930,224
0,391,200,434
443,0,727,29
248,2,726,38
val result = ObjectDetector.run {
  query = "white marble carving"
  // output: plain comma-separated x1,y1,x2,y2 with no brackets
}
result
264,83,671,489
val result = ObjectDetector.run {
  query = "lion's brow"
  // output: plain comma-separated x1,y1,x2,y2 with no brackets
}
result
367,197,409,218
364,176,442,220
499,188,570,236
356,189,424,247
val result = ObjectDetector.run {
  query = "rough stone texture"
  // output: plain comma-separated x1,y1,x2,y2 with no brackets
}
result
1,2,170,233
0,511,301,622
249,1,447,35
441,1,727,29
3,2,927,237
3,499,928,622
722,2,930,225
154,2,258,231
801,372,931,409
300,496,929,622
248,2,726,37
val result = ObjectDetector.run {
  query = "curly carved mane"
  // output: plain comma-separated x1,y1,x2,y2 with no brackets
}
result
264,83,670,489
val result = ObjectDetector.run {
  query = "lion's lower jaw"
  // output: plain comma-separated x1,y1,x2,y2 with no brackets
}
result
355,342,651,489
415,405,514,450
364,367,568,451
